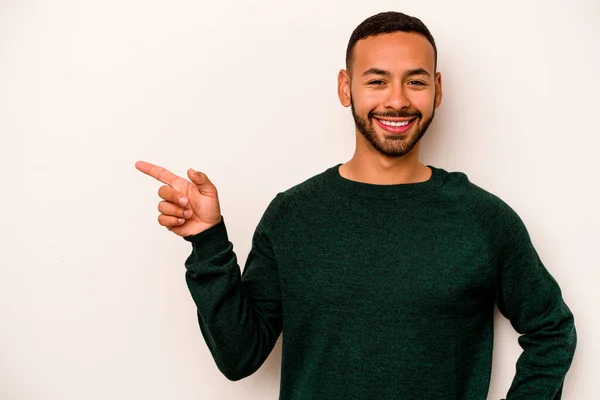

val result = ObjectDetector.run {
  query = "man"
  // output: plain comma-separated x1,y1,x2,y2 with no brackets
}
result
136,11,576,399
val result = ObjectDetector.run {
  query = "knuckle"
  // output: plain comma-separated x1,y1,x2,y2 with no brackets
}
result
158,185,168,197
157,214,172,228
158,201,180,216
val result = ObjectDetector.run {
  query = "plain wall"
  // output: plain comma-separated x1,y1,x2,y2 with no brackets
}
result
1,0,598,398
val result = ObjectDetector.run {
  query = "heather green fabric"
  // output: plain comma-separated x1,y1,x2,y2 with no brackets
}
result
183,163,576,399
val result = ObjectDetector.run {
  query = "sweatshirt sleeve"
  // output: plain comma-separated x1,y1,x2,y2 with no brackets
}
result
182,194,284,381
494,212,576,399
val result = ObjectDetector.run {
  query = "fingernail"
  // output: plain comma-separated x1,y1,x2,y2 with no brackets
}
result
183,209,192,218
178,218,185,224
178,197,187,206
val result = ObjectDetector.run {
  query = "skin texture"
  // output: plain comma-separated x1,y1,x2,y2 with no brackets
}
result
337,32,443,185
135,161,222,237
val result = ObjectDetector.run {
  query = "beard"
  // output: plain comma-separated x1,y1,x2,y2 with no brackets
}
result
350,97,436,158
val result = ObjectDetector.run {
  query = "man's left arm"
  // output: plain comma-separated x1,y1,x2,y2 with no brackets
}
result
494,215,577,399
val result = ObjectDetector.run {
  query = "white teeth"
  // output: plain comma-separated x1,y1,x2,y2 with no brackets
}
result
379,119,410,127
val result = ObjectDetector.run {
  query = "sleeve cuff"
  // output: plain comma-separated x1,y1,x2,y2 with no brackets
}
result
182,216,230,259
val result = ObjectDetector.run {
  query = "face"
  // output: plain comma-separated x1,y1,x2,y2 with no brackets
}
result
338,32,442,158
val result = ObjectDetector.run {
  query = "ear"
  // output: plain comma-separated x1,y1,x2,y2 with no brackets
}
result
434,71,443,109
337,69,351,108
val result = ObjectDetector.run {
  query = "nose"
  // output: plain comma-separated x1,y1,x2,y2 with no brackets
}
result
383,82,410,110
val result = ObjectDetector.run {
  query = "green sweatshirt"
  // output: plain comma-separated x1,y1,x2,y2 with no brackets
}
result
183,163,576,399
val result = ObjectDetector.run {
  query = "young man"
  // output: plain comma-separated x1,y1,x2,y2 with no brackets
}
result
136,11,576,399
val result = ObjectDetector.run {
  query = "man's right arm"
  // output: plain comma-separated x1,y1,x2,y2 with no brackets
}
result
135,160,283,381
183,197,284,381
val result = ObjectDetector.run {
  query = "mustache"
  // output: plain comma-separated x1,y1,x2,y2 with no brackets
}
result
370,110,422,119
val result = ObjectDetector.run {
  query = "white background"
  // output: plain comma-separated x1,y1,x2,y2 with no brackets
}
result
1,0,598,398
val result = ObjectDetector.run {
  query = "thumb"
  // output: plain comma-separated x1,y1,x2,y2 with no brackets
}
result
187,168,217,193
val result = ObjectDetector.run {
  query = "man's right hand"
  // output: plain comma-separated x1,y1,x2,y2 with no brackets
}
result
135,161,222,237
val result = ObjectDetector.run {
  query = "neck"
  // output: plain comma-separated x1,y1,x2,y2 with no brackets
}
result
340,142,431,185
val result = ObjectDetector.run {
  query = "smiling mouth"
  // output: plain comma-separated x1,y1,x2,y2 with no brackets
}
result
373,117,416,134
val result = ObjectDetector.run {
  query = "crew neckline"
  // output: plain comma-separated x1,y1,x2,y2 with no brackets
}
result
324,163,446,199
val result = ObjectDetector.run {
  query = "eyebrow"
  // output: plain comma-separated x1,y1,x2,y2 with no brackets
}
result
362,67,432,78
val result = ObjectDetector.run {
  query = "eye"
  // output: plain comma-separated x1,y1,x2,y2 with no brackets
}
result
408,80,426,86
368,80,385,85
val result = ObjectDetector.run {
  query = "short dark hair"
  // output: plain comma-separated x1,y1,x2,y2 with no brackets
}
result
345,11,438,74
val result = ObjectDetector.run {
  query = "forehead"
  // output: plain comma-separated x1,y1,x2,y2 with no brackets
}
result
352,32,435,74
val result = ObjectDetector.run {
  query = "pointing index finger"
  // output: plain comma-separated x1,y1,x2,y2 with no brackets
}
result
135,161,181,186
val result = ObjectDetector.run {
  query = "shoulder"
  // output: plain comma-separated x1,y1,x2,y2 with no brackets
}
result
258,165,334,227
437,166,525,235
270,165,334,206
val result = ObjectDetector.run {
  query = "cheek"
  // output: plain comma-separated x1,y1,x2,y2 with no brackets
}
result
409,91,436,112
353,90,384,112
